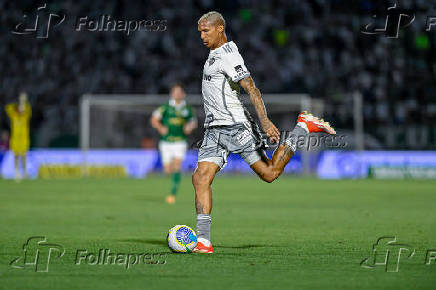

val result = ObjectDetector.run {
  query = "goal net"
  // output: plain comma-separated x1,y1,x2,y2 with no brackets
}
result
80,94,324,174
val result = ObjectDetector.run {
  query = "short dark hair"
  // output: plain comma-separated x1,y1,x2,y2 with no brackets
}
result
170,82,184,91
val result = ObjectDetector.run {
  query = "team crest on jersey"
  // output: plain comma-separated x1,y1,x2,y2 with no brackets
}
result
209,57,215,66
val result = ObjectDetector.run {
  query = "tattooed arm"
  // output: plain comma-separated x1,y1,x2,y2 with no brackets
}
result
239,76,280,143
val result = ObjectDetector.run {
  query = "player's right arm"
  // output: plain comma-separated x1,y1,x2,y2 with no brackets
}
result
150,106,168,136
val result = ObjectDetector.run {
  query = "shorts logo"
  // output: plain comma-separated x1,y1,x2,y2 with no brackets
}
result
236,130,251,146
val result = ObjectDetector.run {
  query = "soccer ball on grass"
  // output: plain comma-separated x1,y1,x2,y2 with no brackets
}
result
167,225,197,253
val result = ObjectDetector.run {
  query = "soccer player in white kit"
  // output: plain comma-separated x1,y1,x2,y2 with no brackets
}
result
193,12,336,253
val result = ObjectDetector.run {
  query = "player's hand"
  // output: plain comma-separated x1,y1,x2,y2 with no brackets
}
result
183,123,195,135
158,126,169,136
261,118,280,143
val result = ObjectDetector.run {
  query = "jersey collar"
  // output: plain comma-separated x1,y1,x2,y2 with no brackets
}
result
210,41,234,55
169,99,186,109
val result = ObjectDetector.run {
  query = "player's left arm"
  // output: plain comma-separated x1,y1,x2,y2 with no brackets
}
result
240,76,280,143
5,103,15,118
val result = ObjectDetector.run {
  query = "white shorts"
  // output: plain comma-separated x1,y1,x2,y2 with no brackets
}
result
159,141,187,165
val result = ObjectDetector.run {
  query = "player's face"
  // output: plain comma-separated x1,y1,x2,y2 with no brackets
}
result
170,86,185,102
198,20,222,49
19,92,27,104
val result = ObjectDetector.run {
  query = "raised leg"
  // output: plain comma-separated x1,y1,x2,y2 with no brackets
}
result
250,144,294,183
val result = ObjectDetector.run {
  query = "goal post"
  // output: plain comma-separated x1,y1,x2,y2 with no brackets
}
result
80,93,323,174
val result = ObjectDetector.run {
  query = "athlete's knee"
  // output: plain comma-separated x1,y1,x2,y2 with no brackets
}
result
163,165,172,174
259,168,281,183
261,173,276,183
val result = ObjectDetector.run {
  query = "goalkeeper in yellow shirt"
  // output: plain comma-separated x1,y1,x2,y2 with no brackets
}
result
5,92,32,180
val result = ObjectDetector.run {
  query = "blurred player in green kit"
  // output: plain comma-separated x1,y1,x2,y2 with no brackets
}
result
151,83,197,204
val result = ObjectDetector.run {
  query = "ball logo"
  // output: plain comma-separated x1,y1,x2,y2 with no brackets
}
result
168,225,197,253
175,227,197,247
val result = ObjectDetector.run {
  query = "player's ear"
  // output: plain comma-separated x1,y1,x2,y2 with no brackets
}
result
217,24,224,33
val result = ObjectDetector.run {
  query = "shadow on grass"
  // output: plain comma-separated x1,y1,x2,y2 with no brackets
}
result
117,238,167,246
215,244,268,249
118,239,275,253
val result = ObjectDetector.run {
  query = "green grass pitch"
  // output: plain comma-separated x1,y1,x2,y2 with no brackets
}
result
1,176,435,289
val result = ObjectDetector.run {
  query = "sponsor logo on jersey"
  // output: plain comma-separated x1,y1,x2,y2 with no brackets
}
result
169,117,184,125
203,74,212,81
234,65,248,79
234,65,243,73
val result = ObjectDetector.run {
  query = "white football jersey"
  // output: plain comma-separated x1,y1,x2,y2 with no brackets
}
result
201,41,250,127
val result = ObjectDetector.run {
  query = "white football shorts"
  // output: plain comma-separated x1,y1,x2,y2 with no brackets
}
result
159,141,188,165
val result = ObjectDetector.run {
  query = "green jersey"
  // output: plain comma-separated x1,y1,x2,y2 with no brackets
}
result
153,99,195,142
